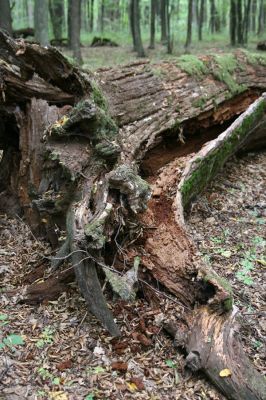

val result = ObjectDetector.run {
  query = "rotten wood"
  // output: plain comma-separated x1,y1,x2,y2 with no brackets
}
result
1,32,266,399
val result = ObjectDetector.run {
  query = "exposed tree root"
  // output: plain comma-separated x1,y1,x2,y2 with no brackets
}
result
1,32,266,399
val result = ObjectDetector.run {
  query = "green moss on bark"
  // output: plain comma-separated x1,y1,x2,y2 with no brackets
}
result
180,98,266,208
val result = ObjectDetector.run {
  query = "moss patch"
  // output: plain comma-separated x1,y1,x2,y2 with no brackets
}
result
211,54,246,95
180,98,266,208
242,49,266,67
176,54,208,79
90,80,109,111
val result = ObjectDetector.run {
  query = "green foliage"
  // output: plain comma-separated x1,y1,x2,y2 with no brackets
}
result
36,327,55,348
38,367,60,385
0,314,9,326
176,54,208,78
0,334,25,349
165,359,177,368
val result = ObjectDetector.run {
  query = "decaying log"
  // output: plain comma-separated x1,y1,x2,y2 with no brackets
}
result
177,94,266,215
1,31,266,399
165,306,266,400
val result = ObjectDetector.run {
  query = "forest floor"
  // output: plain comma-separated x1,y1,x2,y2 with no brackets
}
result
63,33,262,70
0,150,265,400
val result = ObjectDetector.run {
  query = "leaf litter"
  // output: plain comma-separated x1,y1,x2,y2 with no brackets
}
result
0,151,265,399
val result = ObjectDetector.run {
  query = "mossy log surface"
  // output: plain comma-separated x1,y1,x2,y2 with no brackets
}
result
178,94,266,210
0,32,266,400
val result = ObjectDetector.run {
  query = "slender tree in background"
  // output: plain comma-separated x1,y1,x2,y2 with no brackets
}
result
149,0,156,49
209,0,220,33
88,0,94,32
100,0,105,33
251,0,257,32
185,0,193,51
129,0,137,51
257,0,264,35
198,0,205,40
230,0,237,45
49,0,64,42
69,0,83,64
131,0,145,57
34,0,49,45
243,0,252,44
165,0,172,54
0,0,12,35
161,0,167,43
237,0,244,44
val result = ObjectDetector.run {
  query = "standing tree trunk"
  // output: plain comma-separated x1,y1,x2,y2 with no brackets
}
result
160,0,167,43
131,0,145,57
129,0,137,51
251,0,257,32
237,0,244,45
34,0,49,46
165,0,172,54
100,0,104,33
69,0,83,64
257,0,264,35
88,0,94,32
243,0,252,44
149,0,156,49
49,0,64,42
230,0,237,46
198,0,205,40
185,0,193,51
0,0,12,35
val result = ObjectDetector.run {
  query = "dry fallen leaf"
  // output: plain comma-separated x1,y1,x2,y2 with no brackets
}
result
219,368,232,377
49,391,68,400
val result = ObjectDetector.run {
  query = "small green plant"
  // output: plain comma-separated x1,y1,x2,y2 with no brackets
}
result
85,394,94,400
165,359,177,368
38,367,60,385
0,314,9,326
36,327,55,348
236,256,254,285
0,334,24,350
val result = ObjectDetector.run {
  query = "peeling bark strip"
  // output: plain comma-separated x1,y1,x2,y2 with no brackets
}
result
178,93,266,210
1,32,266,399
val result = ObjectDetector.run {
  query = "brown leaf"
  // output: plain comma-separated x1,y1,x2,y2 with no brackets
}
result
111,361,128,373
130,377,145,390
136,333,152,347
56,359,73,371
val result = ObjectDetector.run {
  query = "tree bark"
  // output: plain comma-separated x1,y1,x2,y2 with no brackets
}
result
1,32,266,400
198,0,205,41
132,0,145,57
230,0,237,46
69,0,83,64
34,0,49,46
160,0,167,43
49,0,64,42
185,0,193,51
0,0,12,35
149,0,156,49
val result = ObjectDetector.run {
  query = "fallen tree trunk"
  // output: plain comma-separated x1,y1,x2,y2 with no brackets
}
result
0,30,266,399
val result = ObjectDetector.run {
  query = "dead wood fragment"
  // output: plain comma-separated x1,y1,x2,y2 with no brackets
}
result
1,31,266,398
